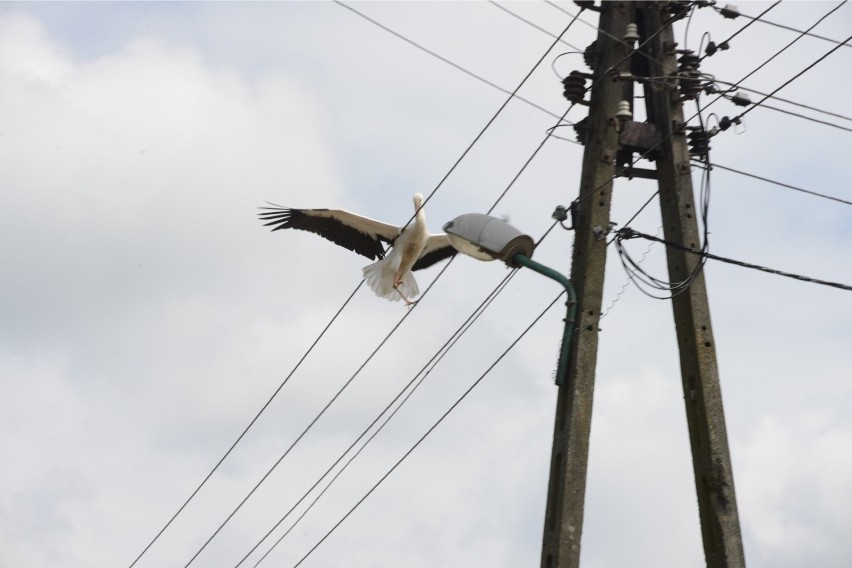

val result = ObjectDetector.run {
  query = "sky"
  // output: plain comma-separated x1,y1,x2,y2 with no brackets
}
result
1,1,851,567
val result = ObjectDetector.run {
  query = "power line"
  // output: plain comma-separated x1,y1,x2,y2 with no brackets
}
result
289,290,567,568
543,1,610,36
732,29,852,123
243,264,521,567
711,79,852,124
715,3,852,49
181,293,420,565
700,1,782,61
488,0,583,53
488,104,575,214
126,282,364,568
706,161,852,207
607,190,660,247
612,156,711,300
336,1,584,227
616,227,852,292
724,96,852,134
705,2,846,111
334,0,569,125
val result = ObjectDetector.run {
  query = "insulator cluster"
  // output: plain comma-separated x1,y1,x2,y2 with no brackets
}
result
718,115,742,131
677,50,703,100
583,41,597,71
562,71,588,104
573,116,589,145
687,127,711,158
663,1,693,20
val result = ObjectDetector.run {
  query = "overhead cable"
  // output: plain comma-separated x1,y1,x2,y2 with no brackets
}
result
706,162,852,207
711,79,852,124
487,0,583,52
334,0,571,126
703,2,847,113
126,282,364,568
723,97,852,134
288,290,567,568
731,30,852,123
617,227,852,292
612,163,711,300
242,265,521,567
700,0,782,61
181,278,429,566
716,3,852,49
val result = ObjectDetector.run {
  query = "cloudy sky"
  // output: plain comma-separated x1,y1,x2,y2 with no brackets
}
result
1,1,850,567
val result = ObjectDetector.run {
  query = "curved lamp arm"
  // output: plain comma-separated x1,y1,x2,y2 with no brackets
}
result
444,213,577,386
512,254,577,386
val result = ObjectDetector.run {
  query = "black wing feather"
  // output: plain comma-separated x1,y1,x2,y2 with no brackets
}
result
412,245,457,271
258,206,390,261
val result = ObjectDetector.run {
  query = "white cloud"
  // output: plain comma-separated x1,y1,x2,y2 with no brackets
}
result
1,3,851,568
738,414,852,568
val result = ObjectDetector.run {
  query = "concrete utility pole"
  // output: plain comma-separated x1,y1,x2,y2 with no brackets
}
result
540,3,634,567
638,5,746,567
541,3,745,568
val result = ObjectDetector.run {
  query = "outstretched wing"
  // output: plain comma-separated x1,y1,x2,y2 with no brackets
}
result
412,234,457,271
259,204,401,261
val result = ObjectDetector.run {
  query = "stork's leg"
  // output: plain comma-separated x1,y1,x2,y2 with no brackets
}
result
393,280,416,306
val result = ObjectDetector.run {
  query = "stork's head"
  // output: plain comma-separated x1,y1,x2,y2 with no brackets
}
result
412,194,426,215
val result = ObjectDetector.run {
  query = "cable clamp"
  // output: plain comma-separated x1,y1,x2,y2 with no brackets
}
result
616,227,640,240
593,222,617,240
552,202,577,230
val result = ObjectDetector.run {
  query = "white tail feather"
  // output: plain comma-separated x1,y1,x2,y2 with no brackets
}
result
362,258,419,302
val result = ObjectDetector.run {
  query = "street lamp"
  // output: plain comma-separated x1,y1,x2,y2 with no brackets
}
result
443,213,577,386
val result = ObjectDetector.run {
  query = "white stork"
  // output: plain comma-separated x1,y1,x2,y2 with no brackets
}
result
258,193,456,305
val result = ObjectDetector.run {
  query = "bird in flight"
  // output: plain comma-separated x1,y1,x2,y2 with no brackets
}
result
258,193,456,305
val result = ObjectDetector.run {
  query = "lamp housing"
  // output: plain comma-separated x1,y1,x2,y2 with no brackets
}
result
443,213,535,267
